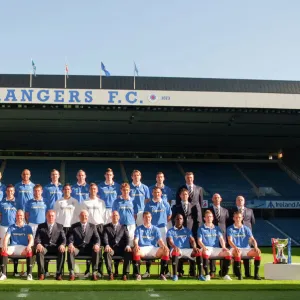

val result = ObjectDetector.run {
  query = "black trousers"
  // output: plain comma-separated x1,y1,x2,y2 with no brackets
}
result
103,247,132,275
63,227,71,236
36,246,65,275
67,247,99,274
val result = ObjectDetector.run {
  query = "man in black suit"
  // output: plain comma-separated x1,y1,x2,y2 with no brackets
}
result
103,210,132,281
172,188,201,276
35,210,66,280
67,209,100,281
229,195,255,278
208,193,229,277
176,172,203,208
172,188,202,237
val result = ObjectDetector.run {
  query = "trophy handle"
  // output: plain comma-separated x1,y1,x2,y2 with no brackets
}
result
271,238,278,264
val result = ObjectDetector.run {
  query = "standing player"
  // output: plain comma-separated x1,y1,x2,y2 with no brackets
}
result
143,187,172,278
71,170,89,204
54,183,79,235
130,170,150,226
43,169,63,211
167,214,203,281
25,184,47,238
15,169,35,211
0,185,17,249
0,210,34,281
0,171,6,201
197,210,232,281
149,172,173,205
132,212,170,281
227,211,261,280
80,183,106,278
98,168,121,224
112,183,136,245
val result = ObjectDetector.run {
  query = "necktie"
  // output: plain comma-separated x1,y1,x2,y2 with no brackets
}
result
239,207,244,215
188,185,194,199
82,224,86,235
114,224,117,233
48,224,53,236
215,207,220,221
183,203,188,215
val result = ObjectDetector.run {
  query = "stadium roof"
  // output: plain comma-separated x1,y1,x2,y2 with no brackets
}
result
1,74,300,155
1,74,300,94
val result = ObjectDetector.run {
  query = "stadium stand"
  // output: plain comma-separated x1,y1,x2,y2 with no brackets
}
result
2,159,61,185
252,218,286,246
238,163,300,199
64,160,123,184
123,161,183,191
269,218,300,243
180,162,255,204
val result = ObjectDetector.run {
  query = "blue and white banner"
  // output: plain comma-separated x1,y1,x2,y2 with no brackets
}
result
1,87,300,109
266,201,300,209
207,200,300,209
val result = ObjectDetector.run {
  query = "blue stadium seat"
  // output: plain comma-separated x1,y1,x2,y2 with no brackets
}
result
238,163,300,199
123,161,183,193
180,163,255,203
64,161,123,185
269,218,300,244
3,160,61,186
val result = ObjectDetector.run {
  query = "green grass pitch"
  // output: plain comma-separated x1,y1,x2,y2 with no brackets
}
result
0,247,299,299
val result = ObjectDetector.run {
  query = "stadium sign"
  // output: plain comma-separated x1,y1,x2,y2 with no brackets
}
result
1,87,300,109
266,201,300,209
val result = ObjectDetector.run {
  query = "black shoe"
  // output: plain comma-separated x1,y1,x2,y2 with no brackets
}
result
254,275,261,280
245,273,251,278
238,275,243,280
218,270,222,277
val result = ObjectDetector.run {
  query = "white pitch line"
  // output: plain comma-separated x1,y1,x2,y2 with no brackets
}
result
17,288,30,298
149,294,160,298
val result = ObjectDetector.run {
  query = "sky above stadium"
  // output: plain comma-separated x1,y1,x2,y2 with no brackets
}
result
1,0,300,80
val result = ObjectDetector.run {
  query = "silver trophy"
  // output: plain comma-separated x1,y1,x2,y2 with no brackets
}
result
272,238,289,264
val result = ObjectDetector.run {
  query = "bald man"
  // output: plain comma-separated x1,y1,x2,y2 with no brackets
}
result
207,193,229,278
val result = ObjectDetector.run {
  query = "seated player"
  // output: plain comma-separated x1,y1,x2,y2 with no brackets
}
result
143,187,172,278
227,211,261,280
197,210,232,281
0,210,34,281
132,211,169,281
167,214,204,281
